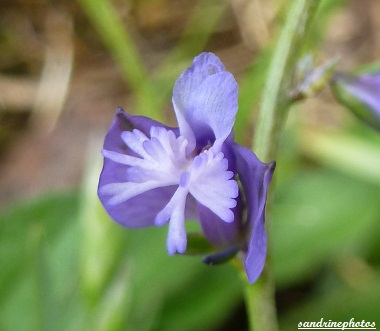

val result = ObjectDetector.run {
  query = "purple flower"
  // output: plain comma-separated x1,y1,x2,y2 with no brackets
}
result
98,53,275,283
331,71,380,130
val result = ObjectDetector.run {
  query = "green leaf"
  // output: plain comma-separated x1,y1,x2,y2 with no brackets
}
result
272,170,380,287
0,192,81,331
156,265,242,331
280,271,380,330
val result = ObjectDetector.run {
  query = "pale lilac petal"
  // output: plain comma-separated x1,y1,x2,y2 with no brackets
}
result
233,143,275,283
155,186,189,255
189,150,238,222
172,53,226,116
197,140,242,247
187,72,238,148
99,180,163,206
172,53,237,149
121,129,150,158
101,149,144,167
172,53,218,151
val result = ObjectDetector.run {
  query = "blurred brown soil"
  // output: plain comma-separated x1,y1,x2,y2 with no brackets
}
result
0,0,379,206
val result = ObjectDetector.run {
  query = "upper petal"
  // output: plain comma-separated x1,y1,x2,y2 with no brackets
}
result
187,72,238,149
233,143,275,283
172,53,238,149
172,53,226,116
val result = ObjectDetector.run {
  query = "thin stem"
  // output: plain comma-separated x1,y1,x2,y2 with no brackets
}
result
245,1,320,331
253,0,319,161
241,263,278,331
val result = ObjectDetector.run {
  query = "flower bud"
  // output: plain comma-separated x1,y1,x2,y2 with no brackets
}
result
291,54,338,101
330,71,380,130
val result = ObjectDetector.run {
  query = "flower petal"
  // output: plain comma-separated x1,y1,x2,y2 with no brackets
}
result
99,186,177,228
155,186,189,255
187,72,238,149
172,53,226,118
98,108,180,227
245,211,267,283
233,143,275,283
196,140,242,247
103,107,178,153
189,150,238,222
172,53,238,149
197,201,242,248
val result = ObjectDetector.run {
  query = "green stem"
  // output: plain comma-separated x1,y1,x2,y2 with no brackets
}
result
245,1,320,331
253,0,319,161
241,263,278,331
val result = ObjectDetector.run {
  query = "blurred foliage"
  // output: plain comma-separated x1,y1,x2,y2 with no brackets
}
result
1,0,380,330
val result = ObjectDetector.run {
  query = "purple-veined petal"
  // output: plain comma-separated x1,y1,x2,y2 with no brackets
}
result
171,52,225,152
172,53,226,117
98,108,181,227
187,72,238,149
233,143,275,283
172,53,238,150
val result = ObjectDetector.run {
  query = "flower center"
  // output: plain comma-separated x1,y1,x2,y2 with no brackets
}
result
100,126,238,254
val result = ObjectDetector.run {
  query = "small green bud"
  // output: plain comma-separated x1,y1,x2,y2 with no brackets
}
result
291,54,339,101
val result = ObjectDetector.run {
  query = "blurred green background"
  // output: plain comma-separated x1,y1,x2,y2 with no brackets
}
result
0,0,379,330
